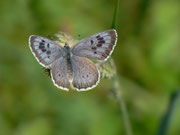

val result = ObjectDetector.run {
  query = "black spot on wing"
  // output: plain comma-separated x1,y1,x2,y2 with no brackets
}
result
47,43,50,48
96,35,100,38
42,49,46,52
46,50,51,55
98,40,105,44
39,45,45,49
97,44,102,47
90,40,94,45
98,37,103,40
40,42,44,46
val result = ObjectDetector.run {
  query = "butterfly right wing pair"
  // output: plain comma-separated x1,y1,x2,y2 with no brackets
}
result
70,29,117,90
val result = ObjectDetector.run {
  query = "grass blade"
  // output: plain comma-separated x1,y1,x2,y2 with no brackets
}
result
157,90,180,135
111,0,119,29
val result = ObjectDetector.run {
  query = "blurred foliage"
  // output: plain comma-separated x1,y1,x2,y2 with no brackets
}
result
96,58,117,79
0,0,180,135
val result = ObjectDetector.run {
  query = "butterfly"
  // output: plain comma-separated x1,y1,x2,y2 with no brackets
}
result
29,29,117,91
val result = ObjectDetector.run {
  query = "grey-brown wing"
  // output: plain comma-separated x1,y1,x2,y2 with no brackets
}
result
29,35,64,68
50,57,69,91
71,55,100,91
72,29,117,61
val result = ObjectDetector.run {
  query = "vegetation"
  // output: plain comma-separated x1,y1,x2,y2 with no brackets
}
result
0,0,180,135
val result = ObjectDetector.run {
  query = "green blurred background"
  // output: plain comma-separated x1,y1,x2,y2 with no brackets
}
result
0,0,180,135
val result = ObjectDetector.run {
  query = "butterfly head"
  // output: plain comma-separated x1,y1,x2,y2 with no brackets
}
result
64,43,70,48
64,43,71,54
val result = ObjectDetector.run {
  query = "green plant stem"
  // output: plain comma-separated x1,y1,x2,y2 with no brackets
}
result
110,0,133,134
111,0,119,29
112,76,133,135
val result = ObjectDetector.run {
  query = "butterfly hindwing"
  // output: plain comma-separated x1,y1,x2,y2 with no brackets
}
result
50,57,69,91
71,55,100,91
29,35,64,68
72,29,117,61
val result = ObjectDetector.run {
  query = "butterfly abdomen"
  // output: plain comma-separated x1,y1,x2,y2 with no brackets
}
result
64,44,73,82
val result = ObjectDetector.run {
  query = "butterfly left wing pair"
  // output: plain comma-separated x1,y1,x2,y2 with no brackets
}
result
29,36,70,91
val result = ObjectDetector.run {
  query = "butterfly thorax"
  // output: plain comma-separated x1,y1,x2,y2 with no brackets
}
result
63,43,73,82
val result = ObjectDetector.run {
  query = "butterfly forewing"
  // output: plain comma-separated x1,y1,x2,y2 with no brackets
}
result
71,56,100,91
72,29,117,61
29,35,64,68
